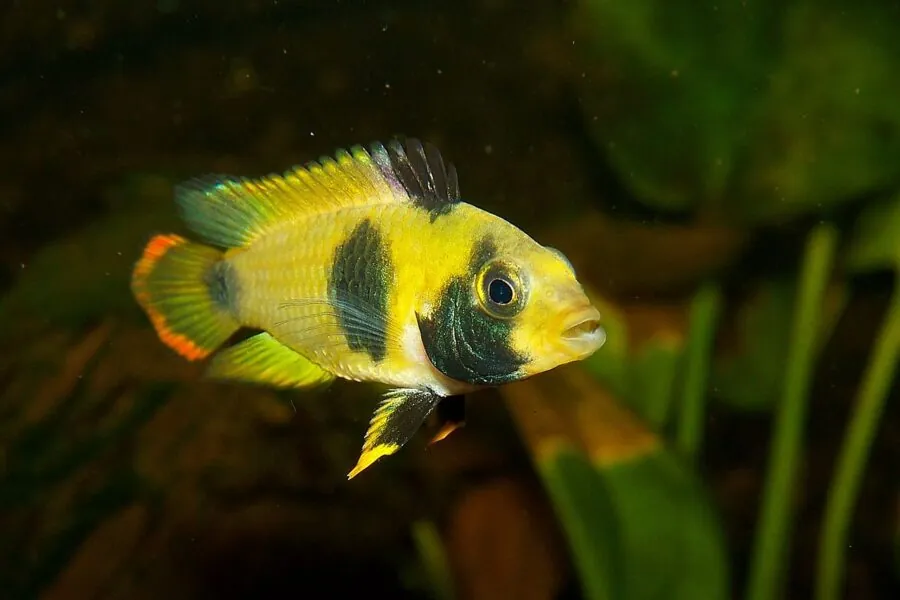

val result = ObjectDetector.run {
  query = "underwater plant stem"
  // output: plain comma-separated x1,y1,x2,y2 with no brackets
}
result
675,282,721,461
746,223,838,600
816,287,900,600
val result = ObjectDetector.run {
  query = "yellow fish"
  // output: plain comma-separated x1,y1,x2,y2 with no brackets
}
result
131,138,606,478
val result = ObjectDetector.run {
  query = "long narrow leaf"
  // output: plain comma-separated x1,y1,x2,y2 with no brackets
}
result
816,290,900,599
676,281,722,460
746,223,839,600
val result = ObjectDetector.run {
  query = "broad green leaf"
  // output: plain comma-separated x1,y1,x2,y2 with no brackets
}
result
574,0,900,224
503,372,626,600
602,452,730,600
539,449,623,600
503,368,730,600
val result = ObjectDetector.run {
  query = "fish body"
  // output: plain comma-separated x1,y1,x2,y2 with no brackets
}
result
131,139,606,478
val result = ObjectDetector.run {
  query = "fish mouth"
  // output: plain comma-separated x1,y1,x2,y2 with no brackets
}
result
560,306,606,354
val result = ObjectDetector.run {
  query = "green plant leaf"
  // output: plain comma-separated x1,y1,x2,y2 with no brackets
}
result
626,335,681,429
601,451,730,600
746,223,839,600
581,289,685,430
712,279,795,412
711,277,846,413
675,282,722,460
539,448,623,600
503,367,730,600
845,191,900,273
574,0,900,224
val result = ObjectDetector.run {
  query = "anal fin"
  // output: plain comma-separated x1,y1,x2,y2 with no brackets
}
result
348,388,441,479
206,332,335,389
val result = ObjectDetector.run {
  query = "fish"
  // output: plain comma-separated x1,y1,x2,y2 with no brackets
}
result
130,138,607,478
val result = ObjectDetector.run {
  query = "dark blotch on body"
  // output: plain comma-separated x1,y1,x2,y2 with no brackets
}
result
205,260,240,312
329,219,392,362
417,236,528,385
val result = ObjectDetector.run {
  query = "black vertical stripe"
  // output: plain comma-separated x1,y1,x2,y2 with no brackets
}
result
328,219,392,362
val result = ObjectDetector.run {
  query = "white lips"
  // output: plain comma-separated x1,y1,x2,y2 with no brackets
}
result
560,305,606,354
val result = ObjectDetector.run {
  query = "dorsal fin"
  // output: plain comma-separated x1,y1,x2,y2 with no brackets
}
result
174,139,458,249
373,138,460,216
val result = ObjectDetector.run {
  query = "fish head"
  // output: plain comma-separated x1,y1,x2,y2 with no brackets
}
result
415,208,606,387
492,241,606,378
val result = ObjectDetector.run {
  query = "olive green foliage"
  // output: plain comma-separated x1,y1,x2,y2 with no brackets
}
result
515,2,900,598
747,224,839,600
582,296,681,430
540,449,624,600
0,175,181,331
505,361,730,600
813,196,900,600
710,277,846,412
574,0,900,225
540,216,897,600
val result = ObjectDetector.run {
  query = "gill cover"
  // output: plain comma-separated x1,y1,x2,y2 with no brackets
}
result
416,236,530,385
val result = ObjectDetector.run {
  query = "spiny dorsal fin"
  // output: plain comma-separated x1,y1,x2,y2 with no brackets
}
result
174,139,459,249
376,138,460,216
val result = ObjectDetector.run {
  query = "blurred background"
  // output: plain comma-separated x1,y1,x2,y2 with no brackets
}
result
1,1,899,599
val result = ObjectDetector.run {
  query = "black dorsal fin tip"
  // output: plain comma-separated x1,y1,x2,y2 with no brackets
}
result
382,137,460,212
386,139,417,191
423,142,447,200
447,163,459,202
405,139,437,196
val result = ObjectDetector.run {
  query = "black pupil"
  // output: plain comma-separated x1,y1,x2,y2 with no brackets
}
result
488,278,514,305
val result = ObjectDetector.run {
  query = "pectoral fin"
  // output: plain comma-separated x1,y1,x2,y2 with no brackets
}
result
205,332,335,389
429,394,466,445
348,388,441,479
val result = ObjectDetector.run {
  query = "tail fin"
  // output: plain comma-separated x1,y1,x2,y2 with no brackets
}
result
131,234,240,361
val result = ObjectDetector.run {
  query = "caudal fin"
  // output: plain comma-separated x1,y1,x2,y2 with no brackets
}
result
131,234,240,361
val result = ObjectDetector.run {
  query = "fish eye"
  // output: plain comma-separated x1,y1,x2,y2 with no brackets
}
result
488,278,515,305
476,260,527,319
